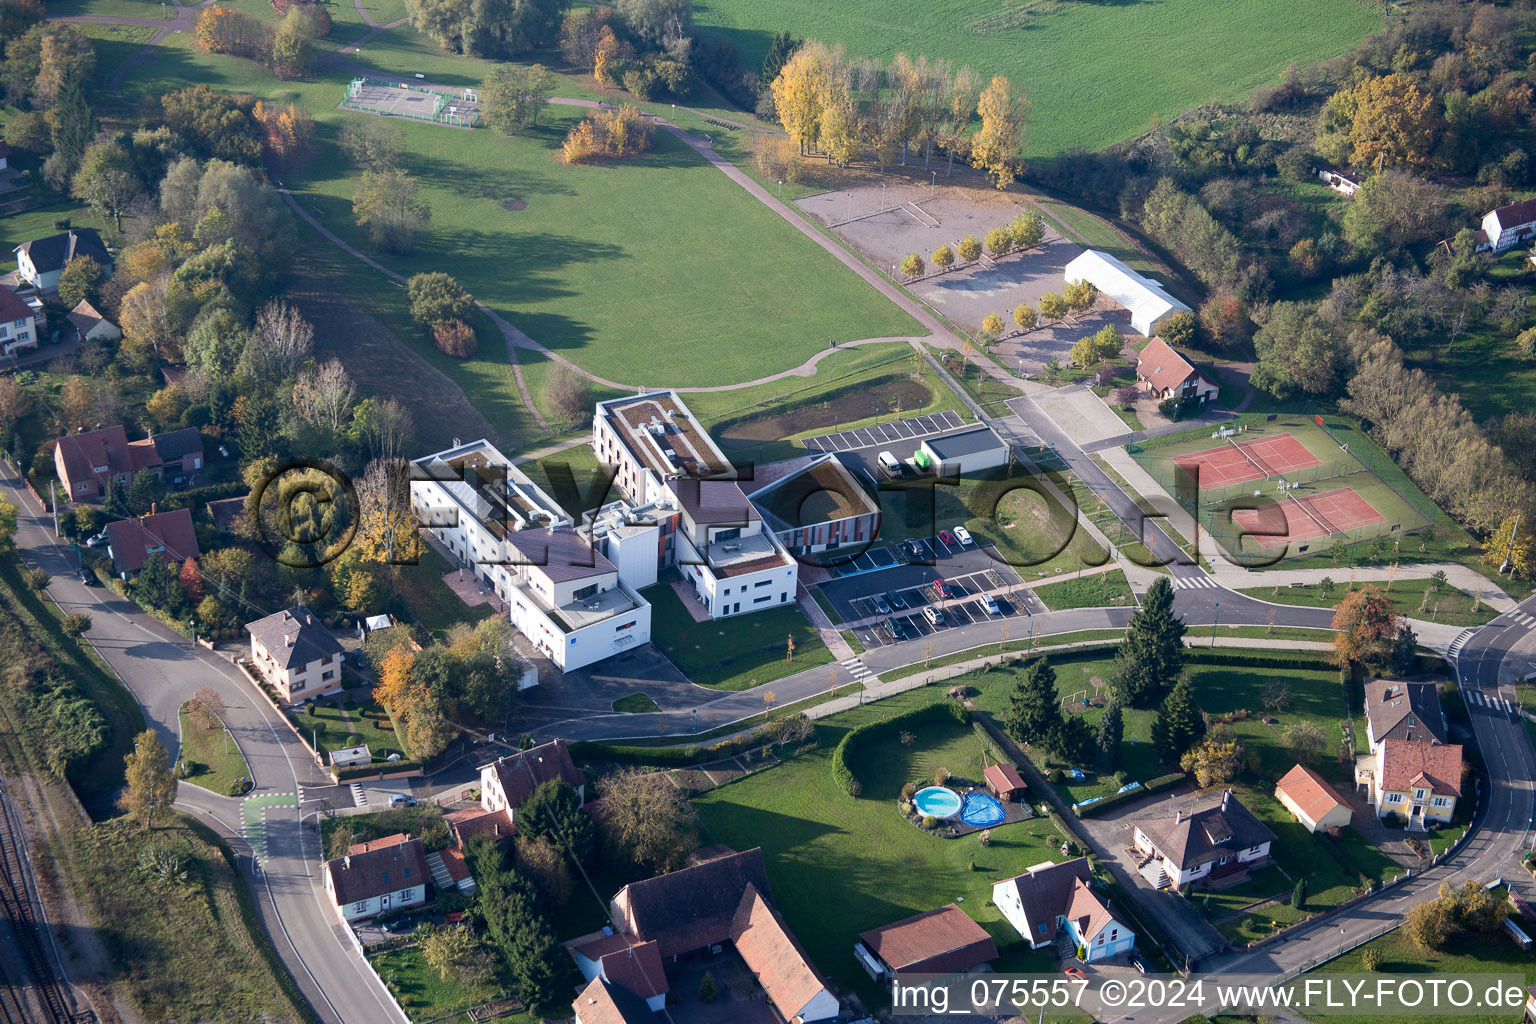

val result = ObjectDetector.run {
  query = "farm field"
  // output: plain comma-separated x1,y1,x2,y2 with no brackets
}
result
690,0,1381,156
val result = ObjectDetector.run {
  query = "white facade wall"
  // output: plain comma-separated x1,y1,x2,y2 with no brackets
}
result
505,576,651,672
1068,917,1134,962
601,524,662,589
326,880,426,923
923,444,1008,479
251,639,342,701
992,880,1050,949
1133,828,1270,887
675,529,796,619
592,415,667,505
793,989,841,1022
0,314,35,356
1482,210,1536,254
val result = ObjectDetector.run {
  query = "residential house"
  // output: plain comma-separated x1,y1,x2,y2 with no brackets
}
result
1063,249,1191,336
1363,739,1462,829
480,739,586,819
983,763,1028,803
1135,337,1217,406
918,425,1009,478
594,849,837,1022
322,832,429,924
593,391,735,507
245,605,346,701
993,858,1134,963
608,847,772,959
571,934,669,1013
0,286,37,358
1363,679,1447,748
741,453,881,557
104,507,199,575
572,976,659,1024
668,477,797,619
14,228,112,292
53,424,204,502
67,299,121,343
1477,197,1536,253
1274,763,1353,833
1132,790,1276,890
854,904,998,982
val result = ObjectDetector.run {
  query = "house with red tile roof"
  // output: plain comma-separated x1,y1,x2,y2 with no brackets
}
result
1135,337,1216,405
1132,790,1275,890
0,285,37,357
730,884,837,1023
105,507,199,576
54,425,204,502
322,833,428,923
1275,763,1353,833
572,976,658,1024
480,739,585,818
1365,739,1462,830
993,858,1133,962
571,933,669,1012
854,904,998,981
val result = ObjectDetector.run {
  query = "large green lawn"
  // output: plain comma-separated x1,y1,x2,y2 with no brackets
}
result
177,703,253,795
692,694,1069,1009
691,0,1380,156
1237,578,1499,628
642,578,834,689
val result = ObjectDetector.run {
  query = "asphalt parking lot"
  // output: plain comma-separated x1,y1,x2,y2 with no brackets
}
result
804,410,968,454
815,534,1053,650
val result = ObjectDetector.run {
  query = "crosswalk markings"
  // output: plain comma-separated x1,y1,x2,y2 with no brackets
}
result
1447,627,1477,657
1506,612,1536,628
841,656,871,681
1172,576,1220,590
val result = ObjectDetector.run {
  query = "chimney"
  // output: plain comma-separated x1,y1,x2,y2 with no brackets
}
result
343,855,351,869
1222,789,1231,811
1175,810,1182,824
283,633,292,647
150,502,157,515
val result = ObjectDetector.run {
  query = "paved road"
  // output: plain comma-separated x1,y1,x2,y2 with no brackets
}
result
0,469,406,1024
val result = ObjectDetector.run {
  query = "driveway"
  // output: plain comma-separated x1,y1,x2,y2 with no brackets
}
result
1072,783,1228,969
1032,385,1134,448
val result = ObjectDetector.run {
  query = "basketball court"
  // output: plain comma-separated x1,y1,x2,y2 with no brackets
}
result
1173,432,1321,488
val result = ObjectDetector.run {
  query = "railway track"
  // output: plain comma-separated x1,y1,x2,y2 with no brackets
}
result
0,782,92,1024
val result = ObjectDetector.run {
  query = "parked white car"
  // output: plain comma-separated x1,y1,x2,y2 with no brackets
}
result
953,526,973,546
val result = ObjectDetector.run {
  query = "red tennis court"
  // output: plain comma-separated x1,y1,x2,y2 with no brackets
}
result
1231,487,1386,547
1173,433,1323,488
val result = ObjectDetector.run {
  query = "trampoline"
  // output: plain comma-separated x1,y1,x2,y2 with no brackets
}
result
960,791,1006,827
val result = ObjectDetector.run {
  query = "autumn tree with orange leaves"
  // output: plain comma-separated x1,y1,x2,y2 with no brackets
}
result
1331,584,1398,670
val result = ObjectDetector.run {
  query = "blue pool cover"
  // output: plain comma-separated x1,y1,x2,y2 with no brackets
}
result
960,791,1006,827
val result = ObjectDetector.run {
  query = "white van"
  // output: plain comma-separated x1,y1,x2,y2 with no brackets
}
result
877,451,902,477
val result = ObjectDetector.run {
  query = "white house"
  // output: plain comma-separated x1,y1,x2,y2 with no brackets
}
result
571,934,668,1013
13,228,112,292
245,605,345,702
1315,166,1361,197
1478,197,1536,254
1132,790,1275,890
67,299,121,343
1136,336,1217,405
1063,249,1191,337
993,858,1134,963
572,976,659,1024
0,286,37,357
480,739,586,820
322,833,429,924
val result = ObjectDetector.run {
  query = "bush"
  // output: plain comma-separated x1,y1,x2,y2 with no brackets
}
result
227,776,251,796
935,767,951,787
1361,947,1384,971
901,782,916,801
407,272,475,330
61,612,92,639
1047,768,1063,784
921,815,938,829
23,567,49,591
697,971,716,1003
562,104,654,164
1292,878,1307,910
831,701,968,796
432,319,477,359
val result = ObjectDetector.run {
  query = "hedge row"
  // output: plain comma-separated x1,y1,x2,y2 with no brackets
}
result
1183,649,1336,671
832,700,968,796
1074,770,1186,818
569,742,714,768
332,759,423,781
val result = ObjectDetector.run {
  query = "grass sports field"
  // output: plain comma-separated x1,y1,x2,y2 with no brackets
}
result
1131,414,1435,561
691,0,1380,156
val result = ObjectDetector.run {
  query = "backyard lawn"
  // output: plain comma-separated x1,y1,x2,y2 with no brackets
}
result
395,545,498,640
176,703,252,796
692,692,1072,1009
368,943,529,1024
290,694,407,765
641,579,834,690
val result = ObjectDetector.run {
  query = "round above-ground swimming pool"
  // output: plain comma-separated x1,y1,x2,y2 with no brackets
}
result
960,791,1006,827
913,786,962,818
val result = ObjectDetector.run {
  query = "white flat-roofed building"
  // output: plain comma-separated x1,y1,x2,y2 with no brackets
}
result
668,477,797,619
411,440,649,674
593,391,734,505
1063,249,1191,337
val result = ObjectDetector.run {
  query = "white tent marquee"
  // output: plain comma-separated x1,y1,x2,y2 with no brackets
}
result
1063,249,1191,336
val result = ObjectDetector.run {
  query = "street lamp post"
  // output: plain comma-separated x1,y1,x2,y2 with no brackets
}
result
691,708,697,735
930,171,936,197
1210,601,1219,647
846,193,852,223
777,179,783,199
1338,926,1345,958
881,183,887,213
